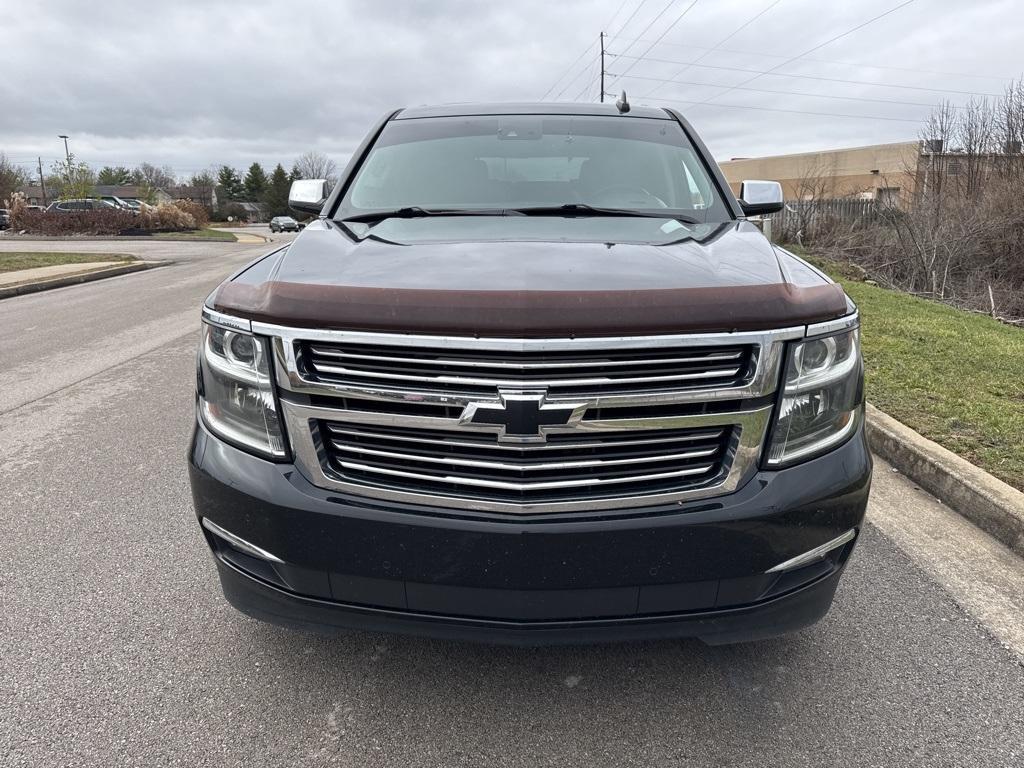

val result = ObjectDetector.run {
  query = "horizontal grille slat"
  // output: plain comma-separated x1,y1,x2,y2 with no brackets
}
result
301,340,754,396
308,345,745,369
329,441,719,471
324,424,726,453
331,458,718,492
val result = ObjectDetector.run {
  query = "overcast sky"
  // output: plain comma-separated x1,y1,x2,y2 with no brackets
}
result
3,0,1021,181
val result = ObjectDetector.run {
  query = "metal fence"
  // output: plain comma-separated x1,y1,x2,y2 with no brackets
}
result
761,199,881,242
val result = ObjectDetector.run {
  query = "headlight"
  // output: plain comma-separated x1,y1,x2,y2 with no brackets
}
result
766,326,863,467
197,321,287,459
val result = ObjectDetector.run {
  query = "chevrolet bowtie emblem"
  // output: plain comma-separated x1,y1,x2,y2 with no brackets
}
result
459,390,587,443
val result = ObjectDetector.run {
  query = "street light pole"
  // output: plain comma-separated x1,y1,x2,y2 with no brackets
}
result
57,135,71,162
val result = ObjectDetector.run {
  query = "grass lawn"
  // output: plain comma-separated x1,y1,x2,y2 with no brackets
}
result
152,228,237,241
0,252,136,273
786,244,1024,491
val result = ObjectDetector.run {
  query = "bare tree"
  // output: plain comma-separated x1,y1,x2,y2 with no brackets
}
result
957,98,997,198
293,151,338,187
132,162,177,191
816,82,1024,321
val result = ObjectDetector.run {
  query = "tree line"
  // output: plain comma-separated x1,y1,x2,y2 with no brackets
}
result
1,150,338,220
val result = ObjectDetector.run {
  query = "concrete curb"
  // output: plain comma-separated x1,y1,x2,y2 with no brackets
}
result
866,403,1024,557
0,260,169,300
1,235,240,243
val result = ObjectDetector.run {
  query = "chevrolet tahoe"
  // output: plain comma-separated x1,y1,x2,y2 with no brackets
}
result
188,102,871,645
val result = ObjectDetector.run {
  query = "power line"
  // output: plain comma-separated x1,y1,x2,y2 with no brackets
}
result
606,0,650,46
622,71,955,109
643,0,783,97
656,95,925,123
690,0,918,108
606,0,701,89
606,0,680,69
601,0,634,34
611,55,1004,97
552,44,602,100
573,56,603,102
609,35,1015,82
541,37,600,100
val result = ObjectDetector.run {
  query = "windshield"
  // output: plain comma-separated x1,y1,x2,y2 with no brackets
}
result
337,114,731,223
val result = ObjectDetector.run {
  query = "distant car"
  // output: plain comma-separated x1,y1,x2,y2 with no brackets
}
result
0,208,9,229
269,215,299,232
46,199,118,213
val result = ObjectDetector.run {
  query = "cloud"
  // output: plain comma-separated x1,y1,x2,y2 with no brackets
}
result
2,0,1019,179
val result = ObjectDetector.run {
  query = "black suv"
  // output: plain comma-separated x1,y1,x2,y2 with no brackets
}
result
189,103,870,645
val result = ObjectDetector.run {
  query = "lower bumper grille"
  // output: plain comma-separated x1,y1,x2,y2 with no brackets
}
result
317,420,732,504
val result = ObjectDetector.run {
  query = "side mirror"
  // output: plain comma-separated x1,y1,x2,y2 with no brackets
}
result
738,180,784,216
289,179,329,216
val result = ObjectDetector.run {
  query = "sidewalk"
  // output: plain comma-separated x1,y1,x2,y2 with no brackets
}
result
0,261,128,288
0,259,164,298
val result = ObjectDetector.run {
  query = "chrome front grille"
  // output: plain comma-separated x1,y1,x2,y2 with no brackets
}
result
317,421,733,504
301,340,754,396
252,322,808,515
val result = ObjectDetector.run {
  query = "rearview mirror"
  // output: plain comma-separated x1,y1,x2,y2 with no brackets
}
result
738,180,784,216
289,179,329,216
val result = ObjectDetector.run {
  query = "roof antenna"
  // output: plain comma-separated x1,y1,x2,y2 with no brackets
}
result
615,90,631,114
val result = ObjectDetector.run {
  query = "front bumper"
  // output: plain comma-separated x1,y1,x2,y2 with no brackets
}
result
188,419,871,645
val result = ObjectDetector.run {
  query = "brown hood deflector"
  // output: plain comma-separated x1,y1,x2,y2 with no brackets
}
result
213,280,848,337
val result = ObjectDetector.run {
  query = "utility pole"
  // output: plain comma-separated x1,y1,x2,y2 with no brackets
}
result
38,157,48,207
599,32,606,103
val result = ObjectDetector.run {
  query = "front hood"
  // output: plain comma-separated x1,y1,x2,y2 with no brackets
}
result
213,219,848,336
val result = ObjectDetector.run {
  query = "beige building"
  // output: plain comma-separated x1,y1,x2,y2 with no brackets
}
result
719,141,920,205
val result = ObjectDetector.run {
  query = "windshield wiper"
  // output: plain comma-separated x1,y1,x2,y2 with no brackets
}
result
509,203,700,224
341,207,515,223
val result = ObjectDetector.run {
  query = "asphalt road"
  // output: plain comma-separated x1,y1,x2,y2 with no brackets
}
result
1,231,1022,767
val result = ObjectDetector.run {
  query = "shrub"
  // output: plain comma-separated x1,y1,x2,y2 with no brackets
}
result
138,202,196,230
8,197,200,236
173,199,209,229
10,206,138,236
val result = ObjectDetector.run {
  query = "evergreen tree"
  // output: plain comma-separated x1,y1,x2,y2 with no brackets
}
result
262,164,291,218
97,166,133,185
243,162,268,201
216,165,244,201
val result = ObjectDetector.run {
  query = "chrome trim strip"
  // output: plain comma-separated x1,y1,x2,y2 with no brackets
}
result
281,400,773,514
765,529,856,573
308,360,745,389
805,312,859,338
201,306,253,333
252,321,806,351
201,518,284,564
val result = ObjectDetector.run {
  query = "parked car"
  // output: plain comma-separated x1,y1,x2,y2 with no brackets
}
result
45,199,118,213
189,102,869,645
100,195,138,211
0,208,9,229
269,215,300,232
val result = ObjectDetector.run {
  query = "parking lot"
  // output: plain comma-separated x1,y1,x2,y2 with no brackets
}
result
1,233,1022,767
